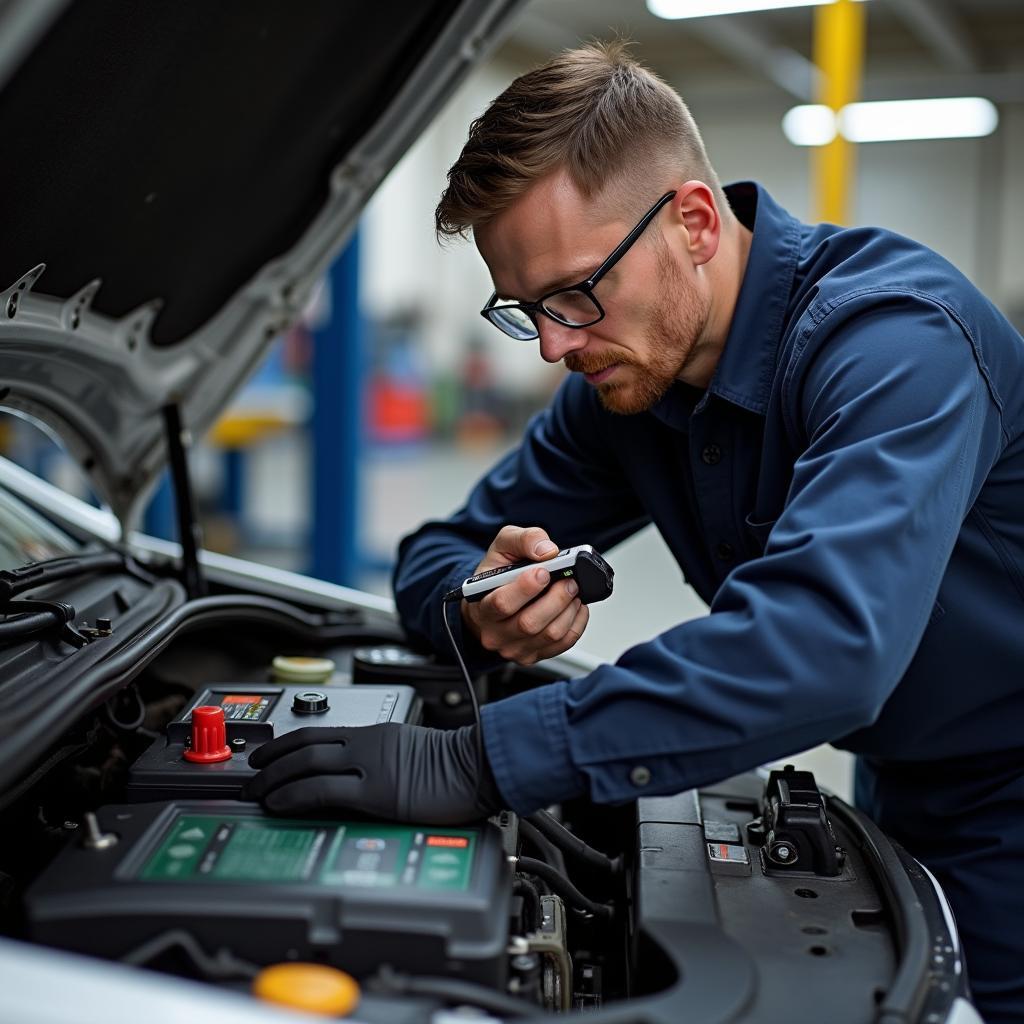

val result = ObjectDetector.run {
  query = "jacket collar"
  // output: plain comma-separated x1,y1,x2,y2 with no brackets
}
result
651,181,801,428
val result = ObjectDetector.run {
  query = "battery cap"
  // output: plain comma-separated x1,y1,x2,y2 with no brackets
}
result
183,705,232,764
292,690,330,715
253,963,360,1016
271,655,335,684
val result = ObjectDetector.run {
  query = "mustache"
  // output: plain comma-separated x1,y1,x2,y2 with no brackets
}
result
564,351,633,374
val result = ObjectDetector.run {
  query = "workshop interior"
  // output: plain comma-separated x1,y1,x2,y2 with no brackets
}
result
0,0,1020,1022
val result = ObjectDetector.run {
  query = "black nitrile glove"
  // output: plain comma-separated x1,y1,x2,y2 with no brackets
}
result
242,723,503,824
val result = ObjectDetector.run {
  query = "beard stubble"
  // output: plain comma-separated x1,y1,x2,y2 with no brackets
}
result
566,252,709,415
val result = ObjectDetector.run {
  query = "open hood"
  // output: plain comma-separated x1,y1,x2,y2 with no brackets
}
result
0,0,523,530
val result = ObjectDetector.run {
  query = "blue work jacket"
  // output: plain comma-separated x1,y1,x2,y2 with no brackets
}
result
393,182,1024,815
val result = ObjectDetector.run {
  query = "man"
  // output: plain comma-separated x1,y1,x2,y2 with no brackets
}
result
246,44,1024,1019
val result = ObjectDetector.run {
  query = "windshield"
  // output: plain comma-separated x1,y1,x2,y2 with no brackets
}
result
0,487,79,571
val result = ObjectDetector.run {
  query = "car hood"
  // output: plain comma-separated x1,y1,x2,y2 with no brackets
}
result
0,0,523,529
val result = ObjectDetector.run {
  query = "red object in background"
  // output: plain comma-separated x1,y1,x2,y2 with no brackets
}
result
183,705,232,763
368,375,429,443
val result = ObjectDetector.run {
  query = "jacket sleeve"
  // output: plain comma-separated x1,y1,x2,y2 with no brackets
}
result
481,294,1007,813
392,373,650,665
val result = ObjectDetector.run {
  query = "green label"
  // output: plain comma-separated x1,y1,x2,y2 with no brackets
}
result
418,840,473,890
139,815,476,892
141,816,220,880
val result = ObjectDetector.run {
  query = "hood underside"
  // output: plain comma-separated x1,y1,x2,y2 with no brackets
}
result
0,0,523,528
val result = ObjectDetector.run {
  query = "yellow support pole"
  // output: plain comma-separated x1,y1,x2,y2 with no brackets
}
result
813,0,867,225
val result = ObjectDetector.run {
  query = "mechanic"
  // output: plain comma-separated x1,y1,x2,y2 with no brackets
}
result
245,43,1024,1020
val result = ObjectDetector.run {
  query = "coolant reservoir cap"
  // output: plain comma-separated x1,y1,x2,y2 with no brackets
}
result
271,655,335,684
253,963,360,1016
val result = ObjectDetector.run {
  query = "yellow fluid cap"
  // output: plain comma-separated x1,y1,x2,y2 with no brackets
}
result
253,962,360,1016
271,656,336,685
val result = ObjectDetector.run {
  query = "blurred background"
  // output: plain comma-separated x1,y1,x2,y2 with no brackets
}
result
4,0,1023,796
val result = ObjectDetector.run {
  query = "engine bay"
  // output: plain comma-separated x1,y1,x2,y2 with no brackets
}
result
0,551,965,1022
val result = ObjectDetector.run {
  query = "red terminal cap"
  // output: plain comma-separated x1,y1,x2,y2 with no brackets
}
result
183,705,232,763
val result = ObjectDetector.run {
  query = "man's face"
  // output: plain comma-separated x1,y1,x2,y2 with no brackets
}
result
475,171,711,415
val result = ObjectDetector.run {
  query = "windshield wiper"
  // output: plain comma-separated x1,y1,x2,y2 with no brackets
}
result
0,550,134,604
0,550,151,648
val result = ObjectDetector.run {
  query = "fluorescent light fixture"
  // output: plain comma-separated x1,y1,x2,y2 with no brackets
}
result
647,0,865,19
782,105,837,146
840,97,999,142
782,98,999,145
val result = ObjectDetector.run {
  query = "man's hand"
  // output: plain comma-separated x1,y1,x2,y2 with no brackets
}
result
242,723,502,824
462,525,590,666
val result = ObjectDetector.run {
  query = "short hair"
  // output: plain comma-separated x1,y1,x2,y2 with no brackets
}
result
435,40,724,241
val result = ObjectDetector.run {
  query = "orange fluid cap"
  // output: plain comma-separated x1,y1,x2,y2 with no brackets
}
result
253,963,360,1017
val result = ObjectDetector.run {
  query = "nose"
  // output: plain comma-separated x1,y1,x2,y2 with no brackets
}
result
537,317,589,364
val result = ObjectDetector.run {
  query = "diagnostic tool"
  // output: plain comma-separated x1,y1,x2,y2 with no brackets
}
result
26,801,510,986
447,545,614,605
128,683,419,801
439,546,613,750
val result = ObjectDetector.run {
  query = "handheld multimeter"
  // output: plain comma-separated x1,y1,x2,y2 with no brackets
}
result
447,544,614,605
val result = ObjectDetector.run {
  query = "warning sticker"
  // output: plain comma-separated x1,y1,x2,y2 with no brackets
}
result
707,842,749,865
216,695,272,721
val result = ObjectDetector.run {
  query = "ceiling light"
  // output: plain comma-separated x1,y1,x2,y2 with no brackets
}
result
782,98,999,145
782,105,837,146
839,97,999,142
647,0,865,19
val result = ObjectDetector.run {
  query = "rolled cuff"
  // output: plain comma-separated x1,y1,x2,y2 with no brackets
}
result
481,681,586,814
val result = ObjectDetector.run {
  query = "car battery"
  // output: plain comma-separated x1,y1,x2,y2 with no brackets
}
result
128,683,420,800
25,801,510,987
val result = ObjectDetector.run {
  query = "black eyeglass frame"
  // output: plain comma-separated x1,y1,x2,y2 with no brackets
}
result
480,190,678,341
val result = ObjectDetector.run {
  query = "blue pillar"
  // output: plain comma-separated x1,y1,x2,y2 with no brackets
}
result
309,230,364,586
143,470,175,540
223,448,245,521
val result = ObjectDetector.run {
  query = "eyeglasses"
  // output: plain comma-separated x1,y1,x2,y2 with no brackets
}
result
480,190,677,342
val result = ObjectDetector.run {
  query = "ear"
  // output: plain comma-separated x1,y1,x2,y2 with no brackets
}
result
670,181,722,267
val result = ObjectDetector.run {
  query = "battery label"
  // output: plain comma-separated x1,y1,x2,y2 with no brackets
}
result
214,694,272,721
139,814,477,891
142,816,328,882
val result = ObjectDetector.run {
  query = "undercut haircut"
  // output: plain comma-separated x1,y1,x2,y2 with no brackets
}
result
435,40,724,241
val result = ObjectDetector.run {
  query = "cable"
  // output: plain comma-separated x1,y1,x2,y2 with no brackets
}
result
527,809,623,875
103,686,147,732
120,929,258,980
0,598,87,648
441,597,484,765
369,966,542,1018
516,856,615,921
513,876,543,934
518,818,567,876
0,608,66,642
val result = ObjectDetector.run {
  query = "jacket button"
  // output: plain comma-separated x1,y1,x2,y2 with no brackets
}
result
701,444,722,465
630,766,652,787
716,542,735,561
